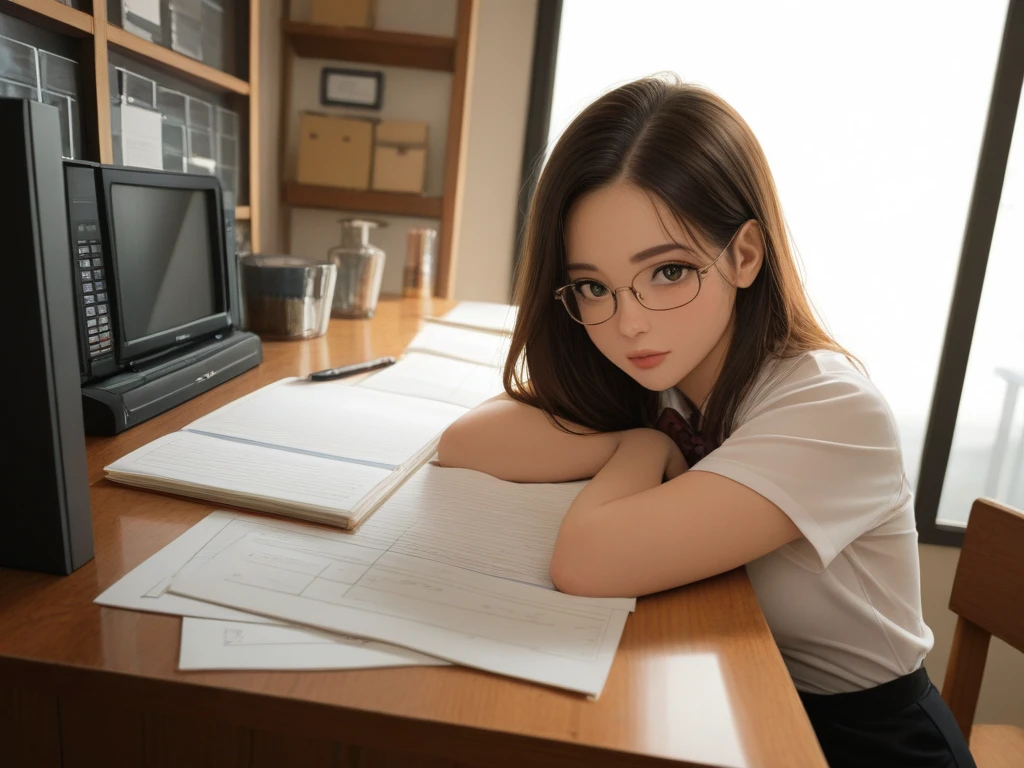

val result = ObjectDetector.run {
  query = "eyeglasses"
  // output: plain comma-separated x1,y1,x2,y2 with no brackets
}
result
553,230,739,326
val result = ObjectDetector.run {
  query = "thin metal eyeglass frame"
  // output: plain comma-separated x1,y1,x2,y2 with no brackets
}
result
553,230,740,326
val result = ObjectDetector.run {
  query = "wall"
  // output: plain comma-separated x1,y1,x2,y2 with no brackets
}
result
920,543,1024,726
451,0,536,302
256,0,284,254
258,0,535,301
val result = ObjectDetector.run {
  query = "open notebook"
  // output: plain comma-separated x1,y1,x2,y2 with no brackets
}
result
105,301,520,529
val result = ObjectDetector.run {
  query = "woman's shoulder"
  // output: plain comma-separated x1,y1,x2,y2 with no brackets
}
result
738,348,894,430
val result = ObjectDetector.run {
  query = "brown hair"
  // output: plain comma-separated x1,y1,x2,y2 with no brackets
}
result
504,74,854,449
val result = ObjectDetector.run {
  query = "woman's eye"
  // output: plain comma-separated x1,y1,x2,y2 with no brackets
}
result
654,264,692,282
574,281,609,299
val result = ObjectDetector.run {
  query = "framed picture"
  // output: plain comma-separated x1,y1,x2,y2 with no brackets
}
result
320,68,384,110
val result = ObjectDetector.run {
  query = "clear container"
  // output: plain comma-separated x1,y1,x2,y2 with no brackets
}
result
110,67,160,167
39,51,76,96
327,219,388,319
0,35,39,91
119,0,163,43
40,52,80,159
169,0,203,60
157,86,188,171
41,91,79,159
186,95,216,174
201,0,224,70
117,67,157,108
215,105,239,194
1,37,81,159
403,227,438,298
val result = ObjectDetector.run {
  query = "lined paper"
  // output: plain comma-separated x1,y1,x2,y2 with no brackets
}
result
404,322,511,369
359,352,505,408
347,463,583,588
429,301,518,335
170,504,633,696
95,512,445,671
105,431,391,513
187,378,468,467
179,618,447,671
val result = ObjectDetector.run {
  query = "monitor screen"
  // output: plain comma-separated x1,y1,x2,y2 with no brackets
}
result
110,184,219,343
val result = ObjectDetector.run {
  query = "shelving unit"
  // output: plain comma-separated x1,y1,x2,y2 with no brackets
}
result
278,0,477,299
0,0,262,245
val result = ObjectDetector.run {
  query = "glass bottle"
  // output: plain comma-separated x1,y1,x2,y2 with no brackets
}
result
327,218,387,318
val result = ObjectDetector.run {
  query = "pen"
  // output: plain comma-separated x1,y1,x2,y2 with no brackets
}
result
308,356,397,381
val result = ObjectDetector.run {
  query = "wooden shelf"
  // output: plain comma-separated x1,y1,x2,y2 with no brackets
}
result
235,206,251,221
284,182,443,218
106,24,250,95
2,0,93,34
283,22,456,72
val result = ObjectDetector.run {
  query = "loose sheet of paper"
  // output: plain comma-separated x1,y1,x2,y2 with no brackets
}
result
404,322,511,369
430,301,518,335
359,352,505,408
179,618,447,671
168,465,634,696
120,104,163,170
171,533,630,697
95,511,444,670
186,378,468,468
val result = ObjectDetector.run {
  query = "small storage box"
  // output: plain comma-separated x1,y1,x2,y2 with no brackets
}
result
297,112,374,190
310,0,376,28
372,120,428,194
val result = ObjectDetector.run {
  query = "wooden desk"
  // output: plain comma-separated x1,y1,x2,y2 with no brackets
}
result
0,297,827,768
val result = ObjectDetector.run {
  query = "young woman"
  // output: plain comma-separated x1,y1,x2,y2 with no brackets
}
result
437,76,975,768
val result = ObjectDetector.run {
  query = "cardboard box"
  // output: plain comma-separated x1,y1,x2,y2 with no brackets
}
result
296,113,373,190
311,0,376,28
372,120,428,194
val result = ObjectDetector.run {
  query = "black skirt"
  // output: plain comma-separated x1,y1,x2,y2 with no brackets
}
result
799,667,977,768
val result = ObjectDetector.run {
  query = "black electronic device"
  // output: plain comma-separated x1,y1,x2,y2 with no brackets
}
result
222,189,243,328
59,161,262,434
0,98,94,575
64,162,236,382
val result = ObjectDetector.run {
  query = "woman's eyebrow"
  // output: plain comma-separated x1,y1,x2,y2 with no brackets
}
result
566,243,695,273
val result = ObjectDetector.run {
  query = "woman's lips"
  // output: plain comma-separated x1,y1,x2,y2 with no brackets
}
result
628,352,668,369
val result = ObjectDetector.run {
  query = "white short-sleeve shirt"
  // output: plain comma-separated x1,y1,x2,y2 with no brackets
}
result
659,349,934,694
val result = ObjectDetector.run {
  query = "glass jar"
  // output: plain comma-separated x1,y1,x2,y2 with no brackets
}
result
327,218,387,318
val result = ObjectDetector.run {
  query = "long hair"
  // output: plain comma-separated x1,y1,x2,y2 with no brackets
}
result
504,75,853,449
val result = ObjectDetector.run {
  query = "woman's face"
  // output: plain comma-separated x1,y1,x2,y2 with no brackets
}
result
563,182,742,400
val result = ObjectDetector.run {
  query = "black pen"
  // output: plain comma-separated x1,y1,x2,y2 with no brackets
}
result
308,356,397,381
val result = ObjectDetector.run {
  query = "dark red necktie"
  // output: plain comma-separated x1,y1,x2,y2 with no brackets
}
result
654,407,707,468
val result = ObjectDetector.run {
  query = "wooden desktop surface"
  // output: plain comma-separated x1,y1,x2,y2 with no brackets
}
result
0,297,827,768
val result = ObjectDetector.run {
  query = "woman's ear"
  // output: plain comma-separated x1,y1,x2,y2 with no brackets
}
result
728,220,764,289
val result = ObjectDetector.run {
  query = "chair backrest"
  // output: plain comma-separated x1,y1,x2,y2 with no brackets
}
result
940,498,1024,737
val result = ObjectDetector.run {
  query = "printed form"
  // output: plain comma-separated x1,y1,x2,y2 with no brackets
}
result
95,511,443,671
168,464,635,697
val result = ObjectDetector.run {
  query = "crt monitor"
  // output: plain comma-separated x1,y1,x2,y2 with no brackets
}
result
98,167,231,363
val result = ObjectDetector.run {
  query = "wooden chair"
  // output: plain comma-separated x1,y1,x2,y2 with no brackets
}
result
941,498,1024,768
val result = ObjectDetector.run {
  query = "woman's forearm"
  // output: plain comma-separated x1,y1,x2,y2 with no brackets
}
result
560,429,676,513
436,396,626,483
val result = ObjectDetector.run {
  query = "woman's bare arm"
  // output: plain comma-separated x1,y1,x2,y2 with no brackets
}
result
436,394,627,483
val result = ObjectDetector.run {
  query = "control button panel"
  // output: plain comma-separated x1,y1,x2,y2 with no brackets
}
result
74,225,111,361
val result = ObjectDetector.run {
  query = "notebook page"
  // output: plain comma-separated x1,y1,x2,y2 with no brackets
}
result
358,352,505,408
186,378,468,468
405,322,511,369
429,301,518,335
340,463,584,588
105,431,391,515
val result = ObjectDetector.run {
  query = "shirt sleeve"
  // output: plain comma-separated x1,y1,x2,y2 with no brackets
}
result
692,360,904,572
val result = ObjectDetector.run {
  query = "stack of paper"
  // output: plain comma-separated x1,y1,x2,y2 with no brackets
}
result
96,301,635,698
